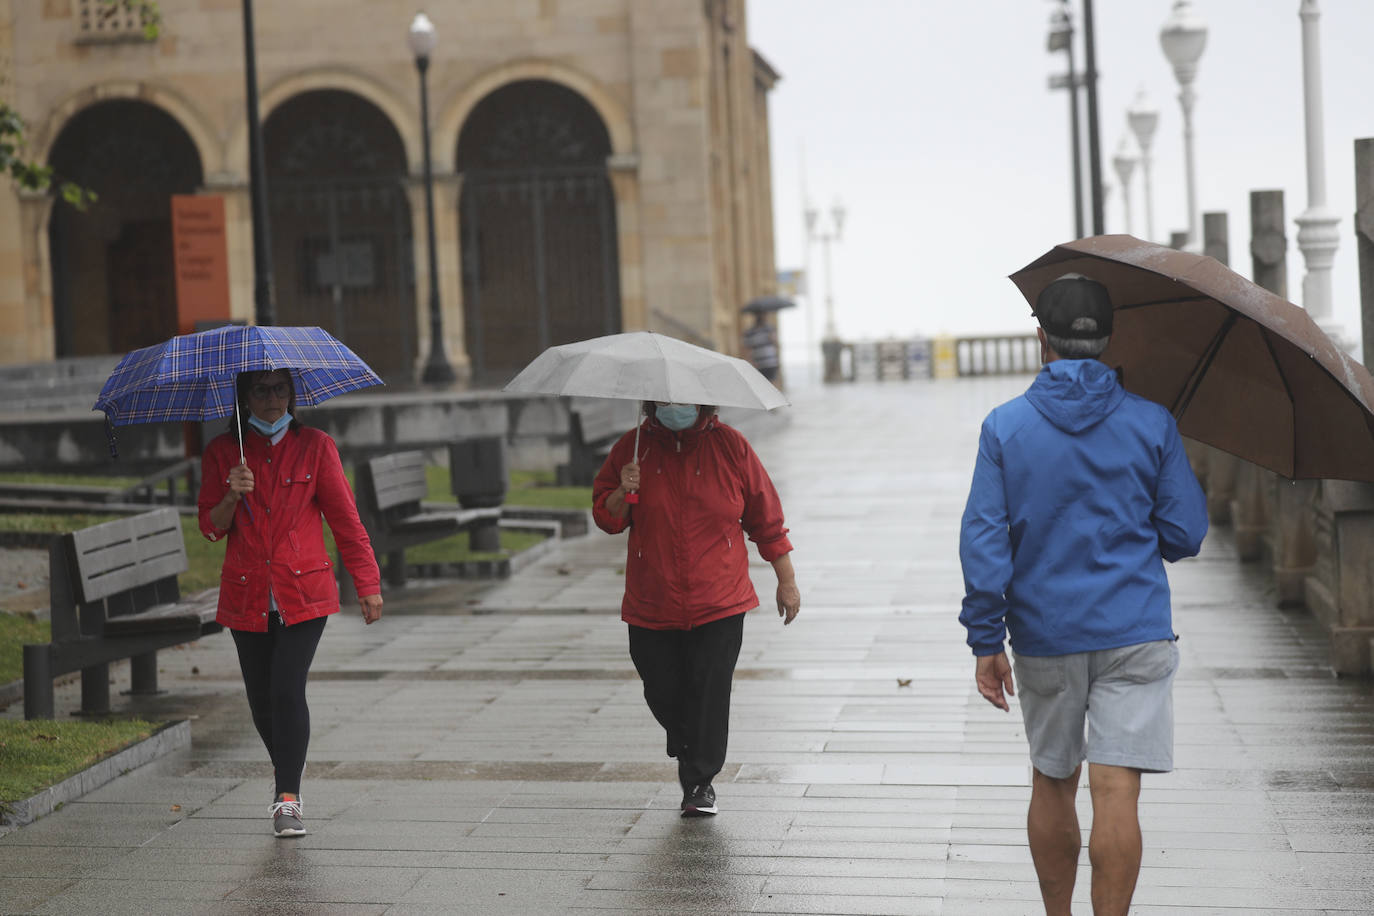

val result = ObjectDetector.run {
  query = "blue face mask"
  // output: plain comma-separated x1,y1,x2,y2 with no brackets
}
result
655,404,699,431
247,412,292,437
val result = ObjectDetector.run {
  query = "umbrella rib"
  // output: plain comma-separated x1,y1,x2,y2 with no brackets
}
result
1170,312,1238,420
1115,294,1212,311
1257,330,1298,478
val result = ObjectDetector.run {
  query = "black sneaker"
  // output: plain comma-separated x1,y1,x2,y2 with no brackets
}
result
680,783,718,817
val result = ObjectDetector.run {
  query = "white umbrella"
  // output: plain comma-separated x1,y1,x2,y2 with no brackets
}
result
503,331,788,496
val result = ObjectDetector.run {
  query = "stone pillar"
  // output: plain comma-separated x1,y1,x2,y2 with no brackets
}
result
607,155,647,332
406,174,469,385
15,193,55,362
1304,480,1374,675
1169,230,1189,250
1250,188,1316,601
1198,211,1237,525
206,181,256,324
1355,139,1374,364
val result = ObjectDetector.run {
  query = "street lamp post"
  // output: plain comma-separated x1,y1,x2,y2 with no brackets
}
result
409,12,456,385
242,0,274,326
1295,0,1341,338
1160,0,1208,253
1112,137,1137,236
1046,2,1084,239
1080,0,1105,235
1126,87,1159,242
807,201,845,382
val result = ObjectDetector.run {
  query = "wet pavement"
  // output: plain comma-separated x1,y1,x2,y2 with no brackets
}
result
3,377,1374,914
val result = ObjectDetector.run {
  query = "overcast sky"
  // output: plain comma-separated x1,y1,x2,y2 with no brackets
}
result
748,0,1374,365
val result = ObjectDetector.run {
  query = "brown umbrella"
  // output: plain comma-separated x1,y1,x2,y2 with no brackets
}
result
1009,234,1374,481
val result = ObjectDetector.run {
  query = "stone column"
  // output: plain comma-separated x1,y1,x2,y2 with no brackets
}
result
1250,188,1316,602
1198,212,1237,525
607,154,646,333
1304,481,1374,675
205,180,256,324
406,174,469,385
1169,230,1189,251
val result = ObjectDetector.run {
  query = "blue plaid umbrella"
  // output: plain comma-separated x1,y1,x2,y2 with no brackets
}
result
94,325,383,456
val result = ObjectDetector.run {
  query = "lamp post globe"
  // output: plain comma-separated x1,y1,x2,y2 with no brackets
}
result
409,11,455,385
1160,0,1207,252
1126,87,1159,242
1111,137,1137,236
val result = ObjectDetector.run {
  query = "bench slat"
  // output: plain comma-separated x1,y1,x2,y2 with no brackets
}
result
69,507,188,603
369,451,429,510
102,596,219,636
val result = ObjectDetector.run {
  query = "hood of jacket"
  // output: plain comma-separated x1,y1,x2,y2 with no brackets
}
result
1024,358,1126,435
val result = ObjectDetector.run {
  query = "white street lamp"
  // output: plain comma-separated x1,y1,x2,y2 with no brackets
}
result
1112,137,1137,237
1126,87,1159,242
1160,0,1207,252
806,201,844,341
1295,0,1342,339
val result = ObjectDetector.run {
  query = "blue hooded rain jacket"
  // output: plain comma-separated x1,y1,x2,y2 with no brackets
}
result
958,358,1208,658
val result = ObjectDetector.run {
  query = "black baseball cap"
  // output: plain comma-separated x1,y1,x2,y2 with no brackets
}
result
1033,273,1113,339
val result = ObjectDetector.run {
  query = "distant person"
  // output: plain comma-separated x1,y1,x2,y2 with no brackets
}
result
958,274,1207,915
743,312,780,382
593,400,800,816
198,369,383,838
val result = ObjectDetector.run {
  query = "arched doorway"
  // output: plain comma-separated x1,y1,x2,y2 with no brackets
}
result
47,100,203,356
264,90,416,383
457,80,621,383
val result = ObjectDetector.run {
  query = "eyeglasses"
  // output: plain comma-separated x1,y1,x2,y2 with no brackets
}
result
249,382,291,400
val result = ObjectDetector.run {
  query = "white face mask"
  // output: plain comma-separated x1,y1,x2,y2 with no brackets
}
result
655,404,699,431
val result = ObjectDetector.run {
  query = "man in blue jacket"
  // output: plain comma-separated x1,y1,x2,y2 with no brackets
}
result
959,274,1208,916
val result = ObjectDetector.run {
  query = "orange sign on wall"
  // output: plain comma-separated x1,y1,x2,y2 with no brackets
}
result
171,195,231,334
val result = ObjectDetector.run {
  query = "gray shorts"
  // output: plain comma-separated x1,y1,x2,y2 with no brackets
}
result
1013,639,1179,779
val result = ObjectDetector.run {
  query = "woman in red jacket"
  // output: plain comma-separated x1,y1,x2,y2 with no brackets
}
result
198,369,383,838
593,401,800,816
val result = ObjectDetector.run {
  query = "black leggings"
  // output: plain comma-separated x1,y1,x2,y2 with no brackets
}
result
230,614,327,797
627,612,745,790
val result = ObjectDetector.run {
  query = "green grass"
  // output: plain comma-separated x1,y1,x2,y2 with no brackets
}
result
422,466,591,510
0,719,159,804
0,471,140,488
0,612,49,684
406,528,549,565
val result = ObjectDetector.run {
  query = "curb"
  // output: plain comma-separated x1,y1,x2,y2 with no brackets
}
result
0,719,191,833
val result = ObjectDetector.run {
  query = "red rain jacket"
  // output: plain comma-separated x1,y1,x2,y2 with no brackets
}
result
593,413,793,630
198,426,380,632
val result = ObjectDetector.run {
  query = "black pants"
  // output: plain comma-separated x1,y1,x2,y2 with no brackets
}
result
230,613,327,797
627,612,745,791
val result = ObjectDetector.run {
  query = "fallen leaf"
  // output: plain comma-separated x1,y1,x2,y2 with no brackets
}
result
170,804,182,812
15,581,26,589
191,667,200,675
34,733,59,742
896,678,912,688
556,565,572,576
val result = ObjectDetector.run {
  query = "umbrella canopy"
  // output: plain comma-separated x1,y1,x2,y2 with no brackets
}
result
742,295,797,314
503,331,788,411
1009,235,1374,481
94,324,383,427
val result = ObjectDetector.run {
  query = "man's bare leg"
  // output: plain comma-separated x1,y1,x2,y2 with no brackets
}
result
1087,762,1143,916
1028,765,1082,915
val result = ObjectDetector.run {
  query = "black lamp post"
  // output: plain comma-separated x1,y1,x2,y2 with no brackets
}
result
408,12,456,385
1081,0,1104,235
1046,2,1084,239
242,0,275,325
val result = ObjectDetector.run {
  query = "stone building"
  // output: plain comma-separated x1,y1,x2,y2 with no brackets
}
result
0,0,780,386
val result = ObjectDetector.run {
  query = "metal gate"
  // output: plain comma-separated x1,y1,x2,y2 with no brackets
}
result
270,178,416,384
461,165,620,384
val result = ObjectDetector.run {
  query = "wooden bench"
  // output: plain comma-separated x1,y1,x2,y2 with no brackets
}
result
354,450,503,588
22,507,221,720
557,398,638,486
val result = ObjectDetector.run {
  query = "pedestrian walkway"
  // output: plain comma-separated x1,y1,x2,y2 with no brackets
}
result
3,377,1374,914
